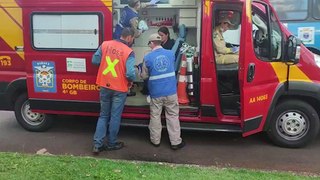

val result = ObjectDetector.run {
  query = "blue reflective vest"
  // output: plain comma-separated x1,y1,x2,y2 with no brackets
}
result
144,48,177,98
113,6,138,39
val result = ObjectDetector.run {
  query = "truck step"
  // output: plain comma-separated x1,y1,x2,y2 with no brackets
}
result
121,119,241,133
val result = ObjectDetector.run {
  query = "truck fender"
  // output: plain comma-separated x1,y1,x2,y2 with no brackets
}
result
264,81,320,130
5,78,27,106
263,83,286,131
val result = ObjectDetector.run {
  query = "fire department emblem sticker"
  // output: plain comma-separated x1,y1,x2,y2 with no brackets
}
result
32,61,57,93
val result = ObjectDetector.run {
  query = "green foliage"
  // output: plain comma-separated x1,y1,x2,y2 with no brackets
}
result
0,152,318,180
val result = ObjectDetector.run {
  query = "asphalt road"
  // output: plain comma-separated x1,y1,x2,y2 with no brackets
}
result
1,111,320,175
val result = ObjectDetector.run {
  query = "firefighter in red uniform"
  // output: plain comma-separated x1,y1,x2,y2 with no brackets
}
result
92,28,136,155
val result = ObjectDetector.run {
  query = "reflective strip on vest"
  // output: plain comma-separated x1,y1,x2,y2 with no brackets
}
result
149,72,175,81
102,56,119,77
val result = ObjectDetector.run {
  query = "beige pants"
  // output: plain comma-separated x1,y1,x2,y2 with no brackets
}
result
149,94,182,146
216,54,239,64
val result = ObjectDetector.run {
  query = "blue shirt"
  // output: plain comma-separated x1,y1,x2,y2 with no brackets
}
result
113,6,138,39
92,39,136,82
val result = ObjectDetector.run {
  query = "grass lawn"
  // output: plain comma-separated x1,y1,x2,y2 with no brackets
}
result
0,152,318,180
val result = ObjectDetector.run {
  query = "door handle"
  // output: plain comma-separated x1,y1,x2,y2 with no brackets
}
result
15,46,24,52
247,63,255,82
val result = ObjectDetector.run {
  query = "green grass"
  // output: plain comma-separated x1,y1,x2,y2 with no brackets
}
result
0,152,318,180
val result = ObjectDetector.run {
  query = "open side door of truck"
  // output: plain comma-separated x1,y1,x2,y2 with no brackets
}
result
240,0,285,136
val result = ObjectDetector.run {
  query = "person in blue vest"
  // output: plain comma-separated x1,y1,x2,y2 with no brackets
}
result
113,0,156,40
140,33,185,150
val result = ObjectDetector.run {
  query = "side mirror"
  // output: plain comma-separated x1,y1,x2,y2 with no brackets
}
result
285,35,301,64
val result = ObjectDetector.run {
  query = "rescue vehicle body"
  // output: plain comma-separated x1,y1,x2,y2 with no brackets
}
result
1,0,320,147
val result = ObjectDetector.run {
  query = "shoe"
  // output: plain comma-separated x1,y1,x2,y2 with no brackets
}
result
92,145,105,155
149,140,160,147
171,140,185,150
146,95,151,103
105,142,124,151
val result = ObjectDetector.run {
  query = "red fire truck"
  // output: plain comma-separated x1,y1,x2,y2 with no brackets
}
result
1,0,319,148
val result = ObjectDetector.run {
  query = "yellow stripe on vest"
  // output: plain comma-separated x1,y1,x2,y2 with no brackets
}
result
103,56,119,77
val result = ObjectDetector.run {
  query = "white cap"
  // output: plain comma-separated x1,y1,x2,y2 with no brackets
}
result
148,33,162,41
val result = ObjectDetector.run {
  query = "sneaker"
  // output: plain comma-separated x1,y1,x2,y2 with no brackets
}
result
146,95,151,103
92,145,105,155
105,142,124,151
171,140,185,150
149,140,160,147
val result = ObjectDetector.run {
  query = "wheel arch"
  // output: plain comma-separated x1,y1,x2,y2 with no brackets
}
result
6,78,28,108
264,82,320,131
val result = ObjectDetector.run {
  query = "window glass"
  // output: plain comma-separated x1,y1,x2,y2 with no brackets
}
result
270,11,282,60
252,3,283,61
252,3,270,60
313,0,320,19
270,0,308,20
32,14,100,50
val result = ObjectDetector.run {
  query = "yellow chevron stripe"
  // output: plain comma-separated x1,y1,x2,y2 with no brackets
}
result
271,62,312,83
4,8,22,27
0,8,24,60
246,0,252,22
0,0,22,26
204,0,210,16
101,0,112,12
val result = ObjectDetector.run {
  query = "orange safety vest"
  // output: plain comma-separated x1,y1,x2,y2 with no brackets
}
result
96,40,133,92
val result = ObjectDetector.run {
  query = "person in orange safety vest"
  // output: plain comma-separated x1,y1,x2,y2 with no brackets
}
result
92,28,136,155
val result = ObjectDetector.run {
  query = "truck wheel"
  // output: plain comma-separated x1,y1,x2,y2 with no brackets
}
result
267,100,319,148
14,93,53,132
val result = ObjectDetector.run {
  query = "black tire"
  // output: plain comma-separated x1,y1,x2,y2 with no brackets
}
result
267,100,320,148
14,93,53,132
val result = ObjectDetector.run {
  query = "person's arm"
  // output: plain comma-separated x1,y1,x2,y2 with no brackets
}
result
92,46,102,65
212,28,233,54
141,0,159,8
140,60,149,80
130,17,142,38
213,36,232,54
141,2,148,8
126,52,136,82
141,2,154,8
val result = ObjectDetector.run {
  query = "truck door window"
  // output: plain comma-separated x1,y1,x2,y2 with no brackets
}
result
270,11,282,60
32,13,101,50
252,3,283,61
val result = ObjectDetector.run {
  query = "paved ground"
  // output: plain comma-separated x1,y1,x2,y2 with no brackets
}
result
1,111,320,175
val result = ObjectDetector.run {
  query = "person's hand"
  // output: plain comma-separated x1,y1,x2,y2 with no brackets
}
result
128,82,133,88
231,46,239,53
135,63,143,74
